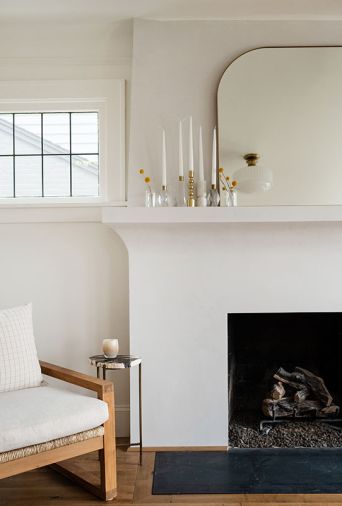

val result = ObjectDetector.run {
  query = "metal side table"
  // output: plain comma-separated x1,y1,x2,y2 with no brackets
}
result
89,354,142,464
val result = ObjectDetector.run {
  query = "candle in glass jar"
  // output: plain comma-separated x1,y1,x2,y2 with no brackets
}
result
102,339,119,358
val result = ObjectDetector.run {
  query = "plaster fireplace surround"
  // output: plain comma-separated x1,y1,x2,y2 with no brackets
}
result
103,211,342,449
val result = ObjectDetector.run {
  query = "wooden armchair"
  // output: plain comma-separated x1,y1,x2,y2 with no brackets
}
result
0,361,117,501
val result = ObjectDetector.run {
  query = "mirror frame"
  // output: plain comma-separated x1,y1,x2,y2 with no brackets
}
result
216,45,342,198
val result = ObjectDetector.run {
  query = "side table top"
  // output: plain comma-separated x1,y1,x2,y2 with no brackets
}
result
89,354,141,369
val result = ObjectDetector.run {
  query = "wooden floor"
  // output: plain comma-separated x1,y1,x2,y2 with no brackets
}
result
1,440,342,506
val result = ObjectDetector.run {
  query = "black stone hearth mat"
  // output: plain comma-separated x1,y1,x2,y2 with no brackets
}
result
152,448,342,494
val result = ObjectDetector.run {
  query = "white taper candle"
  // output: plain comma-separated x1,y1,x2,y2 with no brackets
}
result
199,126,204,181
178,120,184,178
189,116,194,173
162,129,167,187
211,127,217,186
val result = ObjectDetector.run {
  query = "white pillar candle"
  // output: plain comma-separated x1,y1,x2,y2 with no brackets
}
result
178,120,184,178
211,127,217,186
199,125,204,181
102,338,119,358
162,129,167,187
189,116,194,173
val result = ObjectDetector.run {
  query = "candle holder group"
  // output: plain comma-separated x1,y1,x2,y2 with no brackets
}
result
141,171,236,208
138,118,238,208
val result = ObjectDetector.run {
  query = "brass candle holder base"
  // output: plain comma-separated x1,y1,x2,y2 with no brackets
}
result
187,170,196,207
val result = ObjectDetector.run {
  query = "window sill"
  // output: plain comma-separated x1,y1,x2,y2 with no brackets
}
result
0,201,127,223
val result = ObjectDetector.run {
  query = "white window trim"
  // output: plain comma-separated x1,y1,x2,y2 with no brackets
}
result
0,79,126,211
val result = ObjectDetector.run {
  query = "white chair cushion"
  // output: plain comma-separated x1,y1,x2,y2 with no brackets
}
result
0,303,42,392
0,384,108,452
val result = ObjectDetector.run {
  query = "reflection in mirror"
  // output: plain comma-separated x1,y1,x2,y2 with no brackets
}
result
218,47,342,206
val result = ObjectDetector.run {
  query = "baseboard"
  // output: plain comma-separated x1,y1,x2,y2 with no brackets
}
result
128,445,228,452
115,404,130,438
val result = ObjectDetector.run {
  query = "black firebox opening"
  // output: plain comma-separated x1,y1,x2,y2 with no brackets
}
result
228,312,342,448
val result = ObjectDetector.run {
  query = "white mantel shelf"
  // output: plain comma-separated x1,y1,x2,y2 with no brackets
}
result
102,206,342,224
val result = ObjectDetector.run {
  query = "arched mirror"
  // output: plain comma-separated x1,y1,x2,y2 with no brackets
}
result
218,47,342,206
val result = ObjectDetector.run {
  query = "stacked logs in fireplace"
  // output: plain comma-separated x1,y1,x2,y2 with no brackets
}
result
262,367,340,419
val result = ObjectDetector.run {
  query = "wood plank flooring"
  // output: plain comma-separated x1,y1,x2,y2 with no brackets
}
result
1,440,342,505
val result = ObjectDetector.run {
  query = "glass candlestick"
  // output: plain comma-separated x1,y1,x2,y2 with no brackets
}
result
176,176,187,206
196,180,207,207
230,188,238,207
208,184,220,207
159,185,169,207
220,187,232,207
145,189,158,207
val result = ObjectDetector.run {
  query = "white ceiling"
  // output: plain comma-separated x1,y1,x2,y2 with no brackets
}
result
2,0,342,22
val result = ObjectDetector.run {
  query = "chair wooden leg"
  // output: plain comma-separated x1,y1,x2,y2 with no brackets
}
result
51,388,117,501
99,387,117,501
51,462,105,500
51,401,116,501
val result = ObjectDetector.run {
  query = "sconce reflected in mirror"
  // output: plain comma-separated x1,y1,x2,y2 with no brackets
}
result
233,153,273,194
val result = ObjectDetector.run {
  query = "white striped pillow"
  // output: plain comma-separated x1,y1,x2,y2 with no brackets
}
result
0,304,42,392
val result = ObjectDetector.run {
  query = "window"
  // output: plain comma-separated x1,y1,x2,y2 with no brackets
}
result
0,112,99,198
0,79,125,205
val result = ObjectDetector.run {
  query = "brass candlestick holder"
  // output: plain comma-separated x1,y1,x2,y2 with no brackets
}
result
187,170,195,207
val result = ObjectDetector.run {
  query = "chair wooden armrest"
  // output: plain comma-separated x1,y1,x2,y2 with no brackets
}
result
0,361,117,501
40,361,113,398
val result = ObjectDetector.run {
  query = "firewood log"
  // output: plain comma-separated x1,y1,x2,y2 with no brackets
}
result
294,387,309,402
263,366,338,419
276,367,305,383
293,399,321,416
295,367,333,407
319,405,340,416
262,398,294,418
270,382,286,400
262,398,323,418
273,367,304,390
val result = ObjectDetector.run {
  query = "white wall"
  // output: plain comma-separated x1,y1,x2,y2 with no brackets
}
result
4,16,342,444
0,19,132,435
0,20,132,78
126,19,342,446
120,221,342,446
128,19,342,204
0,223,130,432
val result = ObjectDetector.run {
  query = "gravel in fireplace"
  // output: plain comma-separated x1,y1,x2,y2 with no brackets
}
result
229,412,342,448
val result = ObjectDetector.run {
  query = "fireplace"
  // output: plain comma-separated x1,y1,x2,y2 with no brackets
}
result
228,312,342,448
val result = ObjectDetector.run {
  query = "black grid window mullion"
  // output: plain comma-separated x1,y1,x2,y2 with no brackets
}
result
41,114,44,197
0,111,99,199
0,153,98,157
